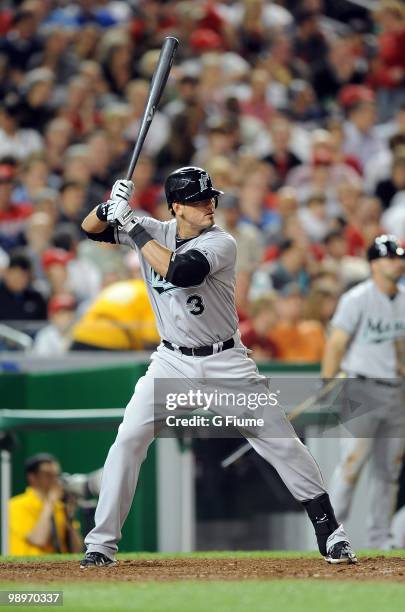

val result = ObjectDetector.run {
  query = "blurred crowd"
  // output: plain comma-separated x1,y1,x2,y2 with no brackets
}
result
0,0,404,360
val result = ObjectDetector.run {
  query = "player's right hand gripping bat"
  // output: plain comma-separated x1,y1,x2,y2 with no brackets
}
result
126,36,179,181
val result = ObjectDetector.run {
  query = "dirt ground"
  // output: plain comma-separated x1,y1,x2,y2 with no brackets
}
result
0,557,404,583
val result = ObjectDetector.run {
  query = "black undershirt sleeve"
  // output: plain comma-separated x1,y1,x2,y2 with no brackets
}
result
83,226,116,244
165,249,210,287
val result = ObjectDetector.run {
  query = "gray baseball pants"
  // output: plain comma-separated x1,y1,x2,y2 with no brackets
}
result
85,340,327,558
329,378,405,548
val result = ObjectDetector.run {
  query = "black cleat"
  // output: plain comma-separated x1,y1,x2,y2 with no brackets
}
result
80,552,117,568
325,541,358,564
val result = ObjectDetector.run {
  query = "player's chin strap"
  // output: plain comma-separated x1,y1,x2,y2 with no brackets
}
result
302,493,339,556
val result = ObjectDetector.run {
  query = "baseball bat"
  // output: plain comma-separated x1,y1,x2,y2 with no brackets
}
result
126,36,179,180
221,375,347,469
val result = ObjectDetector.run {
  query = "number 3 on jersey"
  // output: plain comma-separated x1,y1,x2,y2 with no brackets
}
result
186,294,205,316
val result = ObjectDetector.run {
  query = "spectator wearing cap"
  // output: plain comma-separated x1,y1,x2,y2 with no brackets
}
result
343,95,386,171
240,294,279,361
41,248,72,299
0,250,47,321
0,93,43,160
268,283,326,363
0,157,33,252
8,453,82,555
32,293,77,356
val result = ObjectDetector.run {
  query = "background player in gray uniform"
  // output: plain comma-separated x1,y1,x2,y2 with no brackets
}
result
322,235,405,548
79,167,357,567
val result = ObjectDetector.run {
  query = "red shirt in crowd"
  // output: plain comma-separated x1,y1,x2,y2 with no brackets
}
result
240,320,279,359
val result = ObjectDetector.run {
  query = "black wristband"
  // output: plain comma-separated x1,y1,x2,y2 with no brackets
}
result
96,201,109,221
128,223,153,249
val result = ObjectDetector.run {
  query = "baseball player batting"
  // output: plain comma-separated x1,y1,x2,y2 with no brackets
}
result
79,168,357,567
322,235,405,548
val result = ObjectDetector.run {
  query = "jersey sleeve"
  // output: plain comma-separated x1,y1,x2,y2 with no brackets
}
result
331,290,363,336
193,234,237,275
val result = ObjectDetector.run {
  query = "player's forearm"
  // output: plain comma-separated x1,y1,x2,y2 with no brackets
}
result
140,240,172,278
321,343,345,378
26,502,54,548
82,207,108,234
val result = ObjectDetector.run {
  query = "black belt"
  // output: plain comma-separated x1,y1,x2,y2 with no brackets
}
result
355,374,401,388
163,337,234,357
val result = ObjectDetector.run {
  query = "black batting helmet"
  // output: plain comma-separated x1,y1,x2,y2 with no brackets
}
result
367,234,405,261
164,166,223,210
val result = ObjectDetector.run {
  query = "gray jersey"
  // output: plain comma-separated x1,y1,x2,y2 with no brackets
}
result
116,217,239,347
331,279,405,377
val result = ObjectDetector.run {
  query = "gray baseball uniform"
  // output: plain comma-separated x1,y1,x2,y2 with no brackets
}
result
84,218,327,559
329,279,405,547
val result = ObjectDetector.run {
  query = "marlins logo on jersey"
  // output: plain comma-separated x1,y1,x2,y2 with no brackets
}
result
149,269,178,295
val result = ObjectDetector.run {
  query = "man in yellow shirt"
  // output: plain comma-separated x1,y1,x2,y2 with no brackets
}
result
9,454,82,556
70,279,160,350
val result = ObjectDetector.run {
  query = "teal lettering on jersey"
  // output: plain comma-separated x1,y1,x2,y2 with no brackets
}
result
363,317,405,343
150,269,178,295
